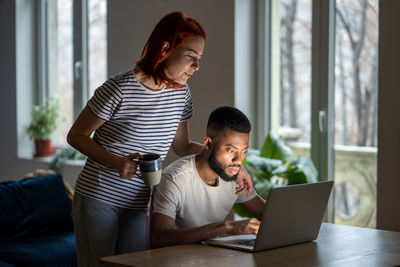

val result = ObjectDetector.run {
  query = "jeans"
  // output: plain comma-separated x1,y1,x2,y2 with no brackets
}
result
72,193,148,267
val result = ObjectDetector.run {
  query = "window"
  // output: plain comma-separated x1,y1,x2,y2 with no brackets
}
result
259,0,378,227
277,0,312,152
88,0,107,98
40,0,107,145
333,0,378,228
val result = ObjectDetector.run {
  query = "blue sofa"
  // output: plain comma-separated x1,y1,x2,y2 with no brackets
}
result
0,173,77,266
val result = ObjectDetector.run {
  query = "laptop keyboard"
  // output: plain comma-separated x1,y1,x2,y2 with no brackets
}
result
235,239,256,247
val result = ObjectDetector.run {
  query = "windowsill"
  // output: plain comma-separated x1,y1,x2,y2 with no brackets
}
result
17,155,85,167
18,155,53,163
18,142,86,168
17,154,84,189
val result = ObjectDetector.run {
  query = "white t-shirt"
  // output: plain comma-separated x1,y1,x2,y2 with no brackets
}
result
153,155,257,228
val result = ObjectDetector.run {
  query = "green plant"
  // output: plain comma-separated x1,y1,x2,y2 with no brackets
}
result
233,132,318,218
26,97,60,140
49,146,86,171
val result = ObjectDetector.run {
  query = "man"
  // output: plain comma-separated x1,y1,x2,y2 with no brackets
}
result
151,106,266,248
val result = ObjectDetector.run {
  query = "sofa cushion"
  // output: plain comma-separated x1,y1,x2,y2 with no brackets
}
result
0,232,77,267
0,261,14,267
0,174,73,241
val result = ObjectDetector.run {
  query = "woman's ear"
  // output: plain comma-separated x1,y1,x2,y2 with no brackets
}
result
161,41,170,56
203,136,213,151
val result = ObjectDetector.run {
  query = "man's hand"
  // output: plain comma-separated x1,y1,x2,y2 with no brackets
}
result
236,164,253,196
230,218,260,235
116,153,142,179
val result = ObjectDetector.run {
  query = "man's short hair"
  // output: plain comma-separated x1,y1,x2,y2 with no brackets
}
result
207,106,251,135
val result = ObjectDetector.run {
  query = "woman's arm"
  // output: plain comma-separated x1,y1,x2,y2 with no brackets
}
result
171,121,203,157
67,106,141,179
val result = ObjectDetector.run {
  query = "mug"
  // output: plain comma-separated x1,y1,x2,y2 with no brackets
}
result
139,153,162,186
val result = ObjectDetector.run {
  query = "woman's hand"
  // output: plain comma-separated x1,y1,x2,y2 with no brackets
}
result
116,153,143,179
236,164,254,196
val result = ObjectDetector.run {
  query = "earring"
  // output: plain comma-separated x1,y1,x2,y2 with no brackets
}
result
161,42,170,57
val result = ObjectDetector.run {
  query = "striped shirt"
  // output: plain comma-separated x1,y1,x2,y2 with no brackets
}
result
75,70,193,209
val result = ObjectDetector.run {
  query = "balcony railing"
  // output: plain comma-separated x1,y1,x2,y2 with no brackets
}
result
289,143,377,228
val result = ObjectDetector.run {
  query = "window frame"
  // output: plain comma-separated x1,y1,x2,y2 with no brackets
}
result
73,0,89,119
37,0,89,119
256,0,336,222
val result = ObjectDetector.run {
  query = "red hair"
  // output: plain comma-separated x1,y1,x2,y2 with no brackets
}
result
135,12,207,89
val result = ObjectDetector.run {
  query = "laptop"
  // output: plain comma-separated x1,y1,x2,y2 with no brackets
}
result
204,181,333,252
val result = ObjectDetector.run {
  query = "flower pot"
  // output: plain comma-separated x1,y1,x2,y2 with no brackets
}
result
34,139,53,157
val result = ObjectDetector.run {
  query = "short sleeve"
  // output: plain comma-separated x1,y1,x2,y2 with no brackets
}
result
87,79,123,121
152,172,182,220
235,188,257,203
180,85,193,122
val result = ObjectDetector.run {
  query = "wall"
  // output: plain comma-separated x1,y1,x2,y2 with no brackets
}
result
0,0,17,176
377,0,400,232
0,0,237,182
0,0,78,186
0,0,49,181
107,0,236,164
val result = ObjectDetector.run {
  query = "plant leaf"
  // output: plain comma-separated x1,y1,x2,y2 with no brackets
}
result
232,203,254,218
49,146,86,171
253,177,273,200
271,165,288,176
232,177,273,218
286,156,318,185
245,151,282,179
26,97,60,140
260,133,292,163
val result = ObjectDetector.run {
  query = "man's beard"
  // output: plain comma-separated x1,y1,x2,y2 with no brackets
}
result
208,148,240,182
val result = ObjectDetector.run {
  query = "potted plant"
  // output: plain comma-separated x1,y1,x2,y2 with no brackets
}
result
49,146,86,171
234,132,318,217
26,97,60,157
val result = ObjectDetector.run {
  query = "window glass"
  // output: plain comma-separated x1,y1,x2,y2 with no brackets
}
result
333,0,378,228
88,0,107,98
273,0,378,228
45,0,107,145
47,0,73,145
278,0,312,156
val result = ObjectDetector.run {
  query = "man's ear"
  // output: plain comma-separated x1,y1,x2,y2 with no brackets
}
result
161,41,170,56
203,136,213,151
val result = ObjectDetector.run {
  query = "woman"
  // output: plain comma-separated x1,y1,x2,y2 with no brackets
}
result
67,11,252,266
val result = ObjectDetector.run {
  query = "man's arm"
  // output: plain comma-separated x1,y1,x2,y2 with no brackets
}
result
240,195,266,219
150,212,260,249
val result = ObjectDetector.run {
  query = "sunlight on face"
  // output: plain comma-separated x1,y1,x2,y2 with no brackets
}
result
208,130,249,181
164,36,205,85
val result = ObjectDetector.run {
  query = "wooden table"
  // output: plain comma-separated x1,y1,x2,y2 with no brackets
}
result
100,223,400,267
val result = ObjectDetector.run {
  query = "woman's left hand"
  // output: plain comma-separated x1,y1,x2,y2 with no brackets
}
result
236,165,253,196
